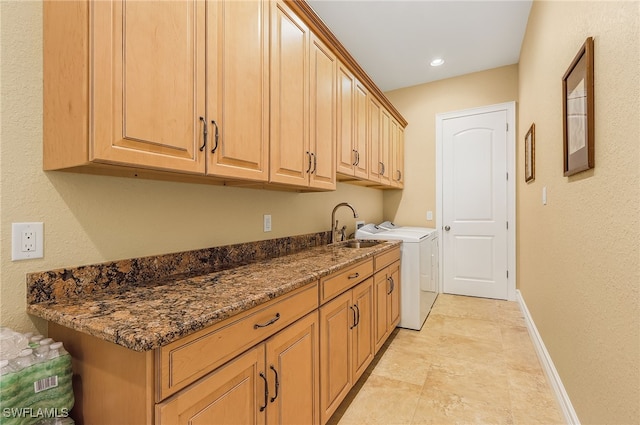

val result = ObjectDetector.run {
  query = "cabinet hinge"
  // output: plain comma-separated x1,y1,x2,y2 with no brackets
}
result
506,221,509,230
506,172,509,181
507,270,509,278
506,123,509,131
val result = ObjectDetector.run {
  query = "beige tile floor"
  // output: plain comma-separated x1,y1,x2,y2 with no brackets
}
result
328,294,565,425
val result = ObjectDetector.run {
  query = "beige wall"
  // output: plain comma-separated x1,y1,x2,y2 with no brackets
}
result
518,1,639,424
383,65,518,225
0,2,383,334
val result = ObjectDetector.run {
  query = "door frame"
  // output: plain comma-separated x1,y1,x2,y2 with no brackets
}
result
435,101,516,301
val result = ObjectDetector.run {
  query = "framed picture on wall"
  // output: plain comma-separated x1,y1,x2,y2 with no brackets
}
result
562,37,594,176
525,123,535,182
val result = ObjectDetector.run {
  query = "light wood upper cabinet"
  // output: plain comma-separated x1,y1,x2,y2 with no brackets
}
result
270,0,310,187
309,34,337,191
392,123,405,188
207,0,269,181
336,63,356,176
379,108,392,186
46,0,269,181
90,1,206,173
336,65,368,179
271,1,335,190
353,81,369,179
44,0,404,191
368,96,382,183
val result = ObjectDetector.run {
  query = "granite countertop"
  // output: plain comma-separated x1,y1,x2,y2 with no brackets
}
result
27,238,400,352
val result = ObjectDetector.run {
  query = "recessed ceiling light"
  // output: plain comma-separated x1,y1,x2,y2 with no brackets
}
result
430,58,445,67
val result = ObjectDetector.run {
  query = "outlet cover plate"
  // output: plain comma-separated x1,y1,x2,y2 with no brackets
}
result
263,214,272,232
12,222,44,261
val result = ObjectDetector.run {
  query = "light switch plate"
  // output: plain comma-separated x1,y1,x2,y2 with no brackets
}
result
12,222,44,261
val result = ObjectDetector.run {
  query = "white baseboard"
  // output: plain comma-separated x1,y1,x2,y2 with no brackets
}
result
516,290,581,425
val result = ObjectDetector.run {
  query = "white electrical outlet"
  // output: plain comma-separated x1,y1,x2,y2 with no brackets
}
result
263,214,272,232
426,211,433,221
12,222,44,261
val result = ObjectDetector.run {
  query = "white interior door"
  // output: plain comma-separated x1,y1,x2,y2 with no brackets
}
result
441,108,510,299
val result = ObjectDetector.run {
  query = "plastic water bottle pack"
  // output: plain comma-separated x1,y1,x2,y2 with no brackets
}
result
0,328,74,425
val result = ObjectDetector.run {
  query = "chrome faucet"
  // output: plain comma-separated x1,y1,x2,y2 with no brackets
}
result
331,202,359,244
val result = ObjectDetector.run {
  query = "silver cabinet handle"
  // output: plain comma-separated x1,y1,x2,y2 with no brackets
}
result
444,225,451,231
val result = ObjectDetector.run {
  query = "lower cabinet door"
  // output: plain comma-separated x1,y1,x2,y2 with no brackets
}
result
156,345,266,425
389,261,401,327
373,270,390,353
319,291,353,424
351,278,374,382
266,311,320,425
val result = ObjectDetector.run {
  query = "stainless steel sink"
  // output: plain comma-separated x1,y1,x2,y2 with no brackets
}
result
343,240,381,249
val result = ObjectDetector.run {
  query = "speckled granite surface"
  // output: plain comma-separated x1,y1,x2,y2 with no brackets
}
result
27,233,400,352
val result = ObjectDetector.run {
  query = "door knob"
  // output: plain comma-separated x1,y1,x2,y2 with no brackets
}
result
444,225,451,231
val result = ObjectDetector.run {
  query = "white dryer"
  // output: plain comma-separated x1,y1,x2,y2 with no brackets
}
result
356,224,439,330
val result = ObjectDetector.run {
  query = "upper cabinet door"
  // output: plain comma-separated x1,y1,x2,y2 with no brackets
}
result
309,35,337,191
353,80,369,180
379,108,392,186
91,1,206,173
394,124,405,188
207,0,269,181
336,63,355,176
390,119,399,188
368,97,382,183
270,1,310,187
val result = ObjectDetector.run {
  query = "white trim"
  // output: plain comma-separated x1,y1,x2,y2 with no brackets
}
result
516,290,581,425
435,101,516,300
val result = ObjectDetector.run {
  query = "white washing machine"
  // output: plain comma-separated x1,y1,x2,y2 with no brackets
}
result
355,224,439,330
378,221,431,234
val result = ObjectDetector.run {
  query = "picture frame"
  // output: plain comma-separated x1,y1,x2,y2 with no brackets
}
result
525,123,535,182
562,37,594,176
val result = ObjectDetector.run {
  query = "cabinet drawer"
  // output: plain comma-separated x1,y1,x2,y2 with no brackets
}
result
320,259,373,304
157,281,318,400
374,246,400,272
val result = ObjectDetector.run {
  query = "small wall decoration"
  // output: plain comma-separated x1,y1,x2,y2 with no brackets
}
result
562,37,594,176
525,123,535,182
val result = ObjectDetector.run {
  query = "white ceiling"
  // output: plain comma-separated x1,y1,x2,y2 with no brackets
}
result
307,0,533,92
